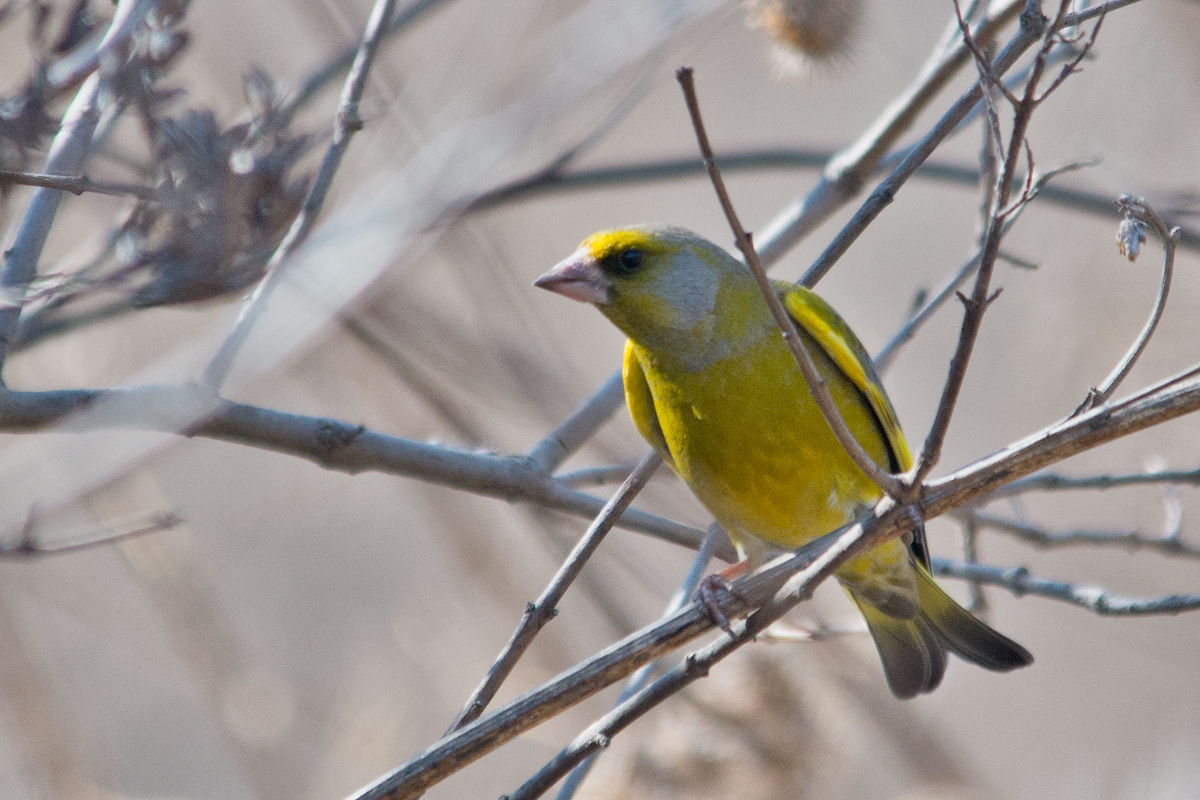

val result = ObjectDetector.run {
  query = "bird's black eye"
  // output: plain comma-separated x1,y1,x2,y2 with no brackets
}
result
614,248,643,274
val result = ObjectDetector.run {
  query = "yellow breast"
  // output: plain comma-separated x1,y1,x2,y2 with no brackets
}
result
627,330,906,580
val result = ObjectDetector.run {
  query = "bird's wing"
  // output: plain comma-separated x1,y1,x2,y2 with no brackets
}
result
622,339,674,468
776,282,912,473
777,283,930,567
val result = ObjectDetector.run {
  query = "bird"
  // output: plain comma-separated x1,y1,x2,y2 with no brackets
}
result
534,224,1032,698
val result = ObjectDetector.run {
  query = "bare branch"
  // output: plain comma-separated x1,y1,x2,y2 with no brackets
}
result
676,66,906,500
913,0,1064,486
955,509,1200,561
551,525,724,800
0,170,157,201
932,558,1200,615
527,372,625,473
554,463,639,488
988,466,1200,498
960,512,989,616
797,11,1045,287
464,150,1200,253
1,510,181,557
0,73,105,376
0,384,716,554
988,465,1200,496
448,452,661,732
201,0,399,390
755,0,1026,267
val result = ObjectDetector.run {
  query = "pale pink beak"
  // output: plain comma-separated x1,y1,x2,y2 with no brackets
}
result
534,249,610,305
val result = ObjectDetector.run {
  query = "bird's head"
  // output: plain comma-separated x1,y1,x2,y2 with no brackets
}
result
535,225,759,357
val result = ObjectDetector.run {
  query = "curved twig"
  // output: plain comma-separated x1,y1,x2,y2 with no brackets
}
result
1073,195,1180,415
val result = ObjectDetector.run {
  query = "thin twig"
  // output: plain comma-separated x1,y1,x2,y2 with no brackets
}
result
798,4,1059,288
554,463,639,488
874,158,1100,374
913,0,1068,487
960,512,988,616
932,557,1200,615
954,509,1200,560
1073,195,1179,415
201,0,399,390
462,150,1200,253
954,0,1021,108
277,0,453,127
527,372,625,473
675,66,906,500
987,466,1200,499
447,452,662,732
754,0,1026,267
1,511,181,557
0,170,158,201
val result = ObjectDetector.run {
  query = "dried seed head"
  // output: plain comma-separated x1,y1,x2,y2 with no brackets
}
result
745,0,862,79
1116,195,1149,263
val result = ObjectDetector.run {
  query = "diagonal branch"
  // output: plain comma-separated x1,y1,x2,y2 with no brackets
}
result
344,355,1200,800
0,72,106,378
676,66,906,500
550,525,722,800
755,0,1026,266
447,452,661,732
201,0,400,390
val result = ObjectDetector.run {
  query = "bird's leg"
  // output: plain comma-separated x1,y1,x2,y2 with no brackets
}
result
696,560,752,637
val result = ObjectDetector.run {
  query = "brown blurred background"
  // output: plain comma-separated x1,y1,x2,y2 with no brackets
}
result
1,1,1199,799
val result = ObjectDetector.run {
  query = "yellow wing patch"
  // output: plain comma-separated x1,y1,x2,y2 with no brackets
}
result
778,282,913,472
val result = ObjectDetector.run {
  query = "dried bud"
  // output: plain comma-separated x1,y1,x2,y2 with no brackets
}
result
745,0,862,79
1116,194,1148,262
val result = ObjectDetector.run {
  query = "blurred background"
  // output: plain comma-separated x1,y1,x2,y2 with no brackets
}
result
1,0,1199,798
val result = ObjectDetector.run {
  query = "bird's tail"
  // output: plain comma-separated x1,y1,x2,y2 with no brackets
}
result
849,566,1033,699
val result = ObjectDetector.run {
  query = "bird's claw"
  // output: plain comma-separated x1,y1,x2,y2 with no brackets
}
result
696,573,746,637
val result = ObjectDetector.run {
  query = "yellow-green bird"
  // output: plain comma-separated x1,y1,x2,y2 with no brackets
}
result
535,224,1031,698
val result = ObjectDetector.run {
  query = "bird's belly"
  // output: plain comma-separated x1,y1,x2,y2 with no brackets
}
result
649,339,883,553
